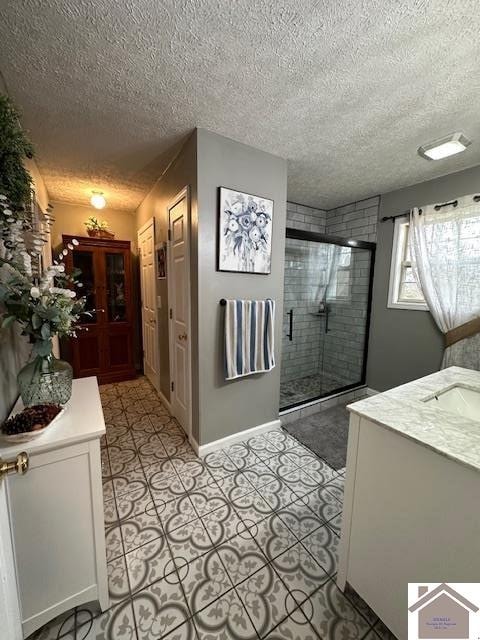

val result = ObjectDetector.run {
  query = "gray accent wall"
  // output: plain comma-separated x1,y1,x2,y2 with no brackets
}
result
195,129,287,445
367,164,480,392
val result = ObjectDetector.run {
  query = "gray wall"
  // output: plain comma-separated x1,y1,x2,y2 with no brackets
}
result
367,164,480,391
136,132,198,401
195,129,287,445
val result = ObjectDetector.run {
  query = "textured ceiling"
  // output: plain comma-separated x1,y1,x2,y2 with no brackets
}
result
1,0,480,211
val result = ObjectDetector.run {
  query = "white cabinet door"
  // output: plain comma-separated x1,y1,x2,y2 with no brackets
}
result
0,471,22,640
8,441,108,638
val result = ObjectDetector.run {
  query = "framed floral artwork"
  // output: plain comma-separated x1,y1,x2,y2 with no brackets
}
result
217,187,274,274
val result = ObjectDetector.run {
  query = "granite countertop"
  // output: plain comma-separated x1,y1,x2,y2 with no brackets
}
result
347,366,480,473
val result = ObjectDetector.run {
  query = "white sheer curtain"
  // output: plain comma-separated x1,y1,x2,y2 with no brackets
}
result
409,195,480,370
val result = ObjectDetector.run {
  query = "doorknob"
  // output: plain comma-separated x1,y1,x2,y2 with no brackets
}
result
0,452,29,483
178,333,188,341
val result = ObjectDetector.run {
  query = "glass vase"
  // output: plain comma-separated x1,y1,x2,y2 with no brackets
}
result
17,348,73,407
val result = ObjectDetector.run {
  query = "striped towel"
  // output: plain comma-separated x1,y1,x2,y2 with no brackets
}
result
224,299,275,380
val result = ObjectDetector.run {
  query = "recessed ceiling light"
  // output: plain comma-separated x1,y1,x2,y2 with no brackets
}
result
90,191,106,209
418,132,471,161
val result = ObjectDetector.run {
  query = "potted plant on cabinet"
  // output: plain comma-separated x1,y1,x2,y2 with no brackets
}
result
0,94,87,406
84,215,114,239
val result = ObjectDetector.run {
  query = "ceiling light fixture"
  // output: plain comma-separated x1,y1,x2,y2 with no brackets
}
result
418,132,471,161
90,191,106,209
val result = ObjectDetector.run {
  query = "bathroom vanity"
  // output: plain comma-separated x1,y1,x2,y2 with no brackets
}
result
0,377,108,638
338,367,480,640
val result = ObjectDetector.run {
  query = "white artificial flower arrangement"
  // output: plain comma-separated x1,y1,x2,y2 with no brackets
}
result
0,194,87,356
84,215,108,231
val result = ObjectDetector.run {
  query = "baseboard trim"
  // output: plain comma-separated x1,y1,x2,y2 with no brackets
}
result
189,433,200,456
158,390,172,413
195,419,281,457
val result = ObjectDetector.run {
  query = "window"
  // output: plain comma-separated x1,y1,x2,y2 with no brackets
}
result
388,217,428,310
327,246,352,300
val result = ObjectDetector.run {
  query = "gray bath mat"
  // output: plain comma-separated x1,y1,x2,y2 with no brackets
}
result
283,403,350,471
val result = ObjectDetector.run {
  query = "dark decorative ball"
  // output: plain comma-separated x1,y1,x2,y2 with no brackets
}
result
2,404,62,435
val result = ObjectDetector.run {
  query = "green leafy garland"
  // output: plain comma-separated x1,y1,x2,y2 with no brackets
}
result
0,94,34,210
0,94,87,355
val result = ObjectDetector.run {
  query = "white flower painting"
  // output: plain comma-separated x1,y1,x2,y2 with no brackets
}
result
218,187,274,274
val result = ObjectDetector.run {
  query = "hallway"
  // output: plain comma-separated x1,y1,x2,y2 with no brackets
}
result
31,378,391,640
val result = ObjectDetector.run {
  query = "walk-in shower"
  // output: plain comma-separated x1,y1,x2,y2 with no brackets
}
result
280,228,375,410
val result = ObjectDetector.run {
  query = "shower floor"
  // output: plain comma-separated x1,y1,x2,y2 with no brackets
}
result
280,371,349,409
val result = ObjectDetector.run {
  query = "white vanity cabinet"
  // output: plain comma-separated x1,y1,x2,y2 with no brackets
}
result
0,377,108,639
337,368,480,640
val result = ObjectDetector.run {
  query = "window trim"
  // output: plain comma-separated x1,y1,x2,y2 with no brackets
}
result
387,216,429,311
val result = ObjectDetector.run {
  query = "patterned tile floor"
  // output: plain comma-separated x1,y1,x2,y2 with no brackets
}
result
30,377,396,640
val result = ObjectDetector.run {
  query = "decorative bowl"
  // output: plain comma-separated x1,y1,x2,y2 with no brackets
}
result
1,406,65,444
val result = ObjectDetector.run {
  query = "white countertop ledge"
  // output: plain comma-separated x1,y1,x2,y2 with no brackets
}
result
347,367,480,474
0,377,105,457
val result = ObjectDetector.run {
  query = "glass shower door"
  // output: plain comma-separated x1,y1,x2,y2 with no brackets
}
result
280,237,329,408
321,245,372,396
280,230,374,411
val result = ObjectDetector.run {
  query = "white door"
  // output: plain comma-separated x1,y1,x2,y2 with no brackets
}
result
138,219,159,391
168,188,191,436
0,461,25,640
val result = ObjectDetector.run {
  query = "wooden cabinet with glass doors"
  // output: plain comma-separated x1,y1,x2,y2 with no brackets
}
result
63,235,136,383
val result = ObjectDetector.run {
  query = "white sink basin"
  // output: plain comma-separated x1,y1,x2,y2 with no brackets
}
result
424,385,480,422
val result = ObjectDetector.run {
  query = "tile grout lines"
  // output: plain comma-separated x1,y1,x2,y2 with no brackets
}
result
35,378,389,640
104,381,366,639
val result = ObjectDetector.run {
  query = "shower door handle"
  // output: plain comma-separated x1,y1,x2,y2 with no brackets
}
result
287,309,293,341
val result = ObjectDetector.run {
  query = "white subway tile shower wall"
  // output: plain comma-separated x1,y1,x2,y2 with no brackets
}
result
321,250,371,388
282,239,329,383
281,198,379,409
321,196,379,390
287,201,327,233
283,203,327,387
325,196,379,243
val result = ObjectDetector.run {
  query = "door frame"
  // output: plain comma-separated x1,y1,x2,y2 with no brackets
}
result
167,186,192,440
138,218,160,392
